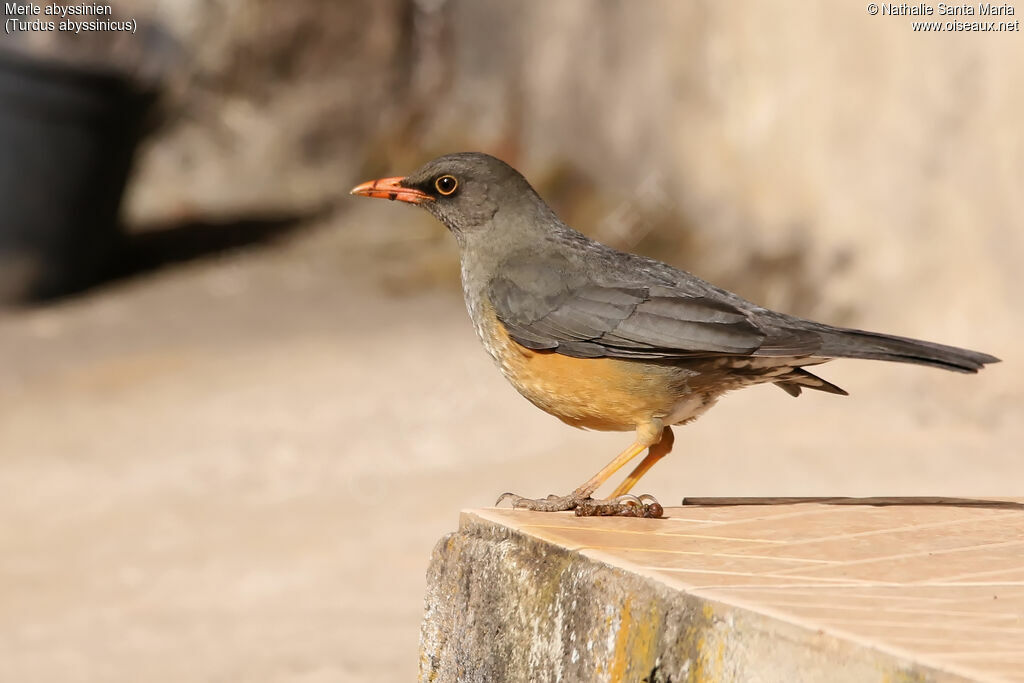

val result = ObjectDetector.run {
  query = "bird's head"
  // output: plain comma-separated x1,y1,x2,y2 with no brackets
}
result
351,152,556,247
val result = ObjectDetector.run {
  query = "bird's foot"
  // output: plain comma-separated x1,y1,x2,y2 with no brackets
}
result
495,492,582,512
576,494,663,518
495,492,663,518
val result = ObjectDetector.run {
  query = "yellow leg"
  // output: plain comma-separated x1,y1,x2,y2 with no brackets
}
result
609,426,674,497
570,421,665,499
495,421,667,514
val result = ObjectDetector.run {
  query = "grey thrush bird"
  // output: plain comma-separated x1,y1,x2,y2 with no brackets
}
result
351,152,999,518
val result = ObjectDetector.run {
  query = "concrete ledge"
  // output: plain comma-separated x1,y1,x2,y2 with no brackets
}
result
419,500,1024,682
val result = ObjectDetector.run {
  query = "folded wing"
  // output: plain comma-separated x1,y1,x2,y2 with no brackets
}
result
487,258,820,360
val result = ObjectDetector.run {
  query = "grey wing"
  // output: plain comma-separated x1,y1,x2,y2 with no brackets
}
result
487,260,821,360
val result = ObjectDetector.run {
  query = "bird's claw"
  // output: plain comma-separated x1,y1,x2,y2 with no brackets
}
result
495,492,582,512
495,491,664,518
575,493,663,518
495,492,519,507
496,492,562,508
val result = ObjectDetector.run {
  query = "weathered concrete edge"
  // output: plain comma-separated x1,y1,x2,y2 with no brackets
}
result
418,509,973,683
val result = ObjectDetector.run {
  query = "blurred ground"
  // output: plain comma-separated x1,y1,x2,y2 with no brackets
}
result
0,204,1019,682
2,1,1023,681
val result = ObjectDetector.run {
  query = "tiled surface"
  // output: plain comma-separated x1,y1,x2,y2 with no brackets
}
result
474,498,1024,682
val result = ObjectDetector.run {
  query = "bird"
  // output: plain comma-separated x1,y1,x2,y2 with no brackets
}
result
351,152,999,518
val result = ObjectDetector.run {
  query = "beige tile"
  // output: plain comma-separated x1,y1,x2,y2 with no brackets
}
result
665,574,866,589
666,503,848,524
893,638,1024,655
817,618,1024,638
608,548,836,574
678,501,1021,536
741,601,1019,624
726,516,1024,562
939,565,1024,583
785,540,1024,583
937,652,1024,663
931,660,1024,683
516,526,754,554
708,585,961,603
929,589,1018,605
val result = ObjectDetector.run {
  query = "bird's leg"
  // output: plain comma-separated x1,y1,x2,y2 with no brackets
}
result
495,439,650,513
496,421,665,517
609,426,675,498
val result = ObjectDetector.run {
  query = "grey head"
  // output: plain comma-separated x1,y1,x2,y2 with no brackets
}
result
352,152,567,251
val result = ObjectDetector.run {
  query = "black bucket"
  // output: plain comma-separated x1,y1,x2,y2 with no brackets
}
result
0,49,157,302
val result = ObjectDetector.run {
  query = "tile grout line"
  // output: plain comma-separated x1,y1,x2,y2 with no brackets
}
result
766,538,1024,577
812,618,1024,634
721,509,1024,552
751,600,1024,619
516,523,785,544
572,545,836,564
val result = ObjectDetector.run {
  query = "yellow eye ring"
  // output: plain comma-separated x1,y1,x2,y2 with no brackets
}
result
435,175,458,196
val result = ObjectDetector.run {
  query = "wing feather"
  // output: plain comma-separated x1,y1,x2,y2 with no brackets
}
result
488,257,821,359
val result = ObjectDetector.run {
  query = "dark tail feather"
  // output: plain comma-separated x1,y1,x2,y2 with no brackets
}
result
815,326,1000,373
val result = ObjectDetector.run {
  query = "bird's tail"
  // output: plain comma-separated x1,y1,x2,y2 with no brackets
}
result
813,325,1000,373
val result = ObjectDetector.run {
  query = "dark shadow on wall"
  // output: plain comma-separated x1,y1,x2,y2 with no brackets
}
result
114,208,330,280
17,205,333,306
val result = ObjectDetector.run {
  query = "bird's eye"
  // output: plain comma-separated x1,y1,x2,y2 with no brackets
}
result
435,175,458,196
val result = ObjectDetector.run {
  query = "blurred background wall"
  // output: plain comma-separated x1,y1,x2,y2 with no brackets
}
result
1,2,1020,681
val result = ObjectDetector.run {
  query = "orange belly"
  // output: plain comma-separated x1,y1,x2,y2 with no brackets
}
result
477,305,691,431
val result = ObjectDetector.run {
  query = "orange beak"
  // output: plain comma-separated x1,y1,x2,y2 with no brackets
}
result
349,176,433,205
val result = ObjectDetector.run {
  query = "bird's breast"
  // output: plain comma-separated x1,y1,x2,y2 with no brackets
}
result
468,301,711,431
